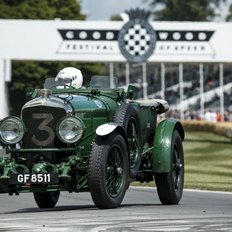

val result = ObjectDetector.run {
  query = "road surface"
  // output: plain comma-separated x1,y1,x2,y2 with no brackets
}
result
0,186,232,231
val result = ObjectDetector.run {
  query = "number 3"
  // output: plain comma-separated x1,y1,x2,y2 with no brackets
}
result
32,113,55,146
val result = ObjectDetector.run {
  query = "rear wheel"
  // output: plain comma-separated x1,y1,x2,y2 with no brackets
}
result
155,130,184,205
88,132,129,209
113,103,141,178
33,191,60,208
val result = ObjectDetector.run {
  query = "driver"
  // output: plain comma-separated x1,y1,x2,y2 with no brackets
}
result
55,67,83,88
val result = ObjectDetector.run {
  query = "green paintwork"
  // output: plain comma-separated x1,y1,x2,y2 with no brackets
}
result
0,76,184,199
153,118,184,173
0,85,126,194
0,158,29,184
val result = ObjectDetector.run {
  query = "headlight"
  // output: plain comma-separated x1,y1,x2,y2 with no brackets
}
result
0,117,25,144
57,116,84,143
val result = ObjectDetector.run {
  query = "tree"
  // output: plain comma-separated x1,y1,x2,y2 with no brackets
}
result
110,14,123,21
226,3,232,21
0,0,85,20
146,0,226,21
0,0,103,115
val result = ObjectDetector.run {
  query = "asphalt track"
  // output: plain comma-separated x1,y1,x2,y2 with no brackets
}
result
0,186,232,231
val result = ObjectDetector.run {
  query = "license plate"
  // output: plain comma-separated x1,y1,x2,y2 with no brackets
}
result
10,173,59,185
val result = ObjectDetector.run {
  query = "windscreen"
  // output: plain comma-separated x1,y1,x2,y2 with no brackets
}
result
43,78,72,89
89,76,118,88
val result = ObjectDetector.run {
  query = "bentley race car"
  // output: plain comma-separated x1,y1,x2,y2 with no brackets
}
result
0,68,184,209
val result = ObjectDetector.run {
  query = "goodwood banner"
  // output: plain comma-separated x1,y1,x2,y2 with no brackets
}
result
0,13,232,63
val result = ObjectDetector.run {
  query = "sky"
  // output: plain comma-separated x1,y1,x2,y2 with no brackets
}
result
80,0,231,21
81,0,147,21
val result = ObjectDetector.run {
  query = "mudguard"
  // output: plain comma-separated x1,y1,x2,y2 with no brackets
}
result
96,123,128,146
153,118,184,173
96,122,119,136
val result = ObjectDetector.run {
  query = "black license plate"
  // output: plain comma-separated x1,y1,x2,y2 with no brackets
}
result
10,173,59,185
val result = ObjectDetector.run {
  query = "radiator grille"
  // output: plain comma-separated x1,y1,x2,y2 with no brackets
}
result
22,106,66,148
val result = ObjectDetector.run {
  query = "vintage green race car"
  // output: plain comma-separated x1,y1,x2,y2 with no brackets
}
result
0,74,184,209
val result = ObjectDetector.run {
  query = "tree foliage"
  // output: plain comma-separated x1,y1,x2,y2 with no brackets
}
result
146,0,226,21
226,3,232,21
110,14,123,21
0,0,85,20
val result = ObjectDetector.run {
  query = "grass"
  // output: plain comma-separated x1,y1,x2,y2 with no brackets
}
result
133,131,232,192
184,131,232,191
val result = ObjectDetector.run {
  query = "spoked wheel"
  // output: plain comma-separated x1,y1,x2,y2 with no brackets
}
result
113,103,142,178
173,144,183,192
88,132,129,209
106,145,125,198
127,119,140,171
33,191,60,208
155,130,184,205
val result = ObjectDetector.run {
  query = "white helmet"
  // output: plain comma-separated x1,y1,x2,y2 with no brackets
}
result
55,67,83,88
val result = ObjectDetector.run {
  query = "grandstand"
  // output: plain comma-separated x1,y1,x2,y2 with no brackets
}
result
115,62,232,122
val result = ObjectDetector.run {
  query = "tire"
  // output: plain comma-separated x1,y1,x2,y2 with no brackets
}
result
33,191,60,208
88,132,129,209
155,130,184,205
113,103,142,178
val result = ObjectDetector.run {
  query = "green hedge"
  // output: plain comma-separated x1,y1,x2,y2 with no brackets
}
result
182,120,232,140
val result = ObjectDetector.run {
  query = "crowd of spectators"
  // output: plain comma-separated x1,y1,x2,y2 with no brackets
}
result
166,109,232,122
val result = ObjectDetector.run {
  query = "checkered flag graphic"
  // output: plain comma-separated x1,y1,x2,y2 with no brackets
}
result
123,24,151,56
118,9,156,63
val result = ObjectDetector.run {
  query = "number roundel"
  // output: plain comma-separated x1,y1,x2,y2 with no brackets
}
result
31,113,55,146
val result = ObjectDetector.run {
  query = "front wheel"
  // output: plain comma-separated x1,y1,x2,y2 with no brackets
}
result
33,191,60,208
88,132,129,209
155,130,184,205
